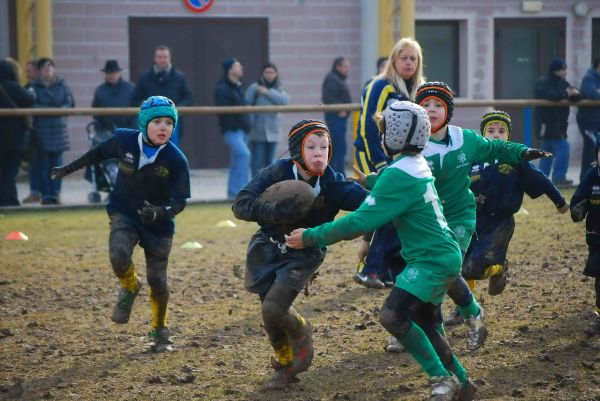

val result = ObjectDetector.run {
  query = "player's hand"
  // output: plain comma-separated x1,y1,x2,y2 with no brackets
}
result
571,199,588,222
523,148,552,161
137,201,165,225
557,203,569,214
50,166,70,180
285,228,306,249
357,239,370,262
347,166,371,187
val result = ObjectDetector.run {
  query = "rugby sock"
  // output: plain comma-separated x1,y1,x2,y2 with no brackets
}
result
117,263,139,293
466,279,476,291
483,264,503,279
271,335,294,366
448,356,468,385
398,323,450,378
458,296,480,320
149,287,169,329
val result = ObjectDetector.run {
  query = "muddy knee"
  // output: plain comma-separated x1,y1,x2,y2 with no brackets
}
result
109,243,132,275
379,306,411,338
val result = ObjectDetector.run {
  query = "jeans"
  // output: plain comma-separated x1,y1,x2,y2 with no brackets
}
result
223,129,250,198
325,113,348,175
249,140,277,177
538,138,569,181
38,151,63,202
28,152,41,196
0,148,22,206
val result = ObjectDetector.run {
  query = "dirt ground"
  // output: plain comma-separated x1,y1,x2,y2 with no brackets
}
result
0,194,599,401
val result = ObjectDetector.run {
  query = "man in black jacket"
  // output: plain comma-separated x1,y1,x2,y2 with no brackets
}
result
92,60,136,131
534,58,580,187
321,57,352,175
0,59,35,205
131,45,193,147
214,58,251,198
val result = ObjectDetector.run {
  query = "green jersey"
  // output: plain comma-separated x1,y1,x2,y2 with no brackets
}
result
423,126,527,249
303,154,462,304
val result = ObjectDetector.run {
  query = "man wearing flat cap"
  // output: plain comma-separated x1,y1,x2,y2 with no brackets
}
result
92,59,136,131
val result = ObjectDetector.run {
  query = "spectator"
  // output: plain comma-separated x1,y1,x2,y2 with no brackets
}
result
534,57,580,188
364,57,388,88
30,57,75,205
576,57,600,182
131,45,193,147
21,60,41,204
214,58,251,199
92,60,136,131
244,62,290,176
0,59,35,206
321,57,352,175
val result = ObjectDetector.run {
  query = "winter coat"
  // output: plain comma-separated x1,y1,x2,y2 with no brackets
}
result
577,67,600,126
214,76,250,133
0,60,35,151
131,66,193,107
321,70,351,105
92,78,136,130
534,73,574,140
244,82,289,142
31,77,74,153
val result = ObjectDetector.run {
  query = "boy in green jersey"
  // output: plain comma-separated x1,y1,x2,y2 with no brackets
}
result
416,82,551,350
286,101,474,401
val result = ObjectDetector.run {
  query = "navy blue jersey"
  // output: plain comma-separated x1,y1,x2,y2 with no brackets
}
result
92,129,190,236
571,166,600,248
232,158,368,242
470,160,565,218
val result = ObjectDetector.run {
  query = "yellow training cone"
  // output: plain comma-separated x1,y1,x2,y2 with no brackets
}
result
181,241,203,249
216,220,237,228
4,231,29,241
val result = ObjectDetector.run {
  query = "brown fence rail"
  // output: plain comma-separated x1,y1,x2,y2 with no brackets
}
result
1,99,600,117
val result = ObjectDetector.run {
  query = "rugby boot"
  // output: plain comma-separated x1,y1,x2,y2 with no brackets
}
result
290,320,314,374
429,375,459,401
488,260,509,296
466,307,487,350
353,272,385,289
265,358,298,390
111,277,142,324
456,378,477,401
385,335,405,353
150,327,173,352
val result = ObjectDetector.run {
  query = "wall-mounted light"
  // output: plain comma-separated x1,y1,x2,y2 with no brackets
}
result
573,1,590,17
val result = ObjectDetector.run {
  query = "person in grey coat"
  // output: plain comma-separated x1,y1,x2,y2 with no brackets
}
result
244,63,290,176
30,58,75,204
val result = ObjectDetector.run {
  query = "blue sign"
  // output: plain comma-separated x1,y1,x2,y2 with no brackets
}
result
183,0,214,13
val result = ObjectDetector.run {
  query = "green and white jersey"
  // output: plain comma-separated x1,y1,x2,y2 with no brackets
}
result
423,125,527,226
303,154,462,303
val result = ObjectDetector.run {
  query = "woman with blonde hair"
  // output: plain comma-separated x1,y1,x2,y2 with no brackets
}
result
353,37,425,291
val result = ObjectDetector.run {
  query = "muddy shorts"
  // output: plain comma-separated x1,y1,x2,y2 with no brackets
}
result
108,212,172,258
462,215,514,280
584,248,600,278
244,231,326,296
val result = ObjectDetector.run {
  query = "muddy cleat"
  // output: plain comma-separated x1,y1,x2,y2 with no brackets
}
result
111,277,142,324
353,272,385,289
290,321,314,375
150,327,173,352
265,358,298,390
429,375,459,401
488,260,509,296
385,335,405,353
443,307,463,327
456,378,477,401
466,307,487,350
584,317,600,337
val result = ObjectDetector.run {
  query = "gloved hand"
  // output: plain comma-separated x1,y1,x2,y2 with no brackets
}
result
570,199,588,222
137,201,166,225
522,148,553,161
50,165,71,180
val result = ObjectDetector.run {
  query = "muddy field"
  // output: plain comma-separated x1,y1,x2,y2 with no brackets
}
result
1,194,599,401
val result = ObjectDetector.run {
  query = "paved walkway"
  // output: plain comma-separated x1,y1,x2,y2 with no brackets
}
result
5,162,583,210
12,169,230,209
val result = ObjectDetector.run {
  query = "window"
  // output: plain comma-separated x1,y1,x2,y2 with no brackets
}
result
416,20,460,96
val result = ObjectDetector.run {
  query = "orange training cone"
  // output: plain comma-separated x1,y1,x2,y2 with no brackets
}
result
4,231,29,241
